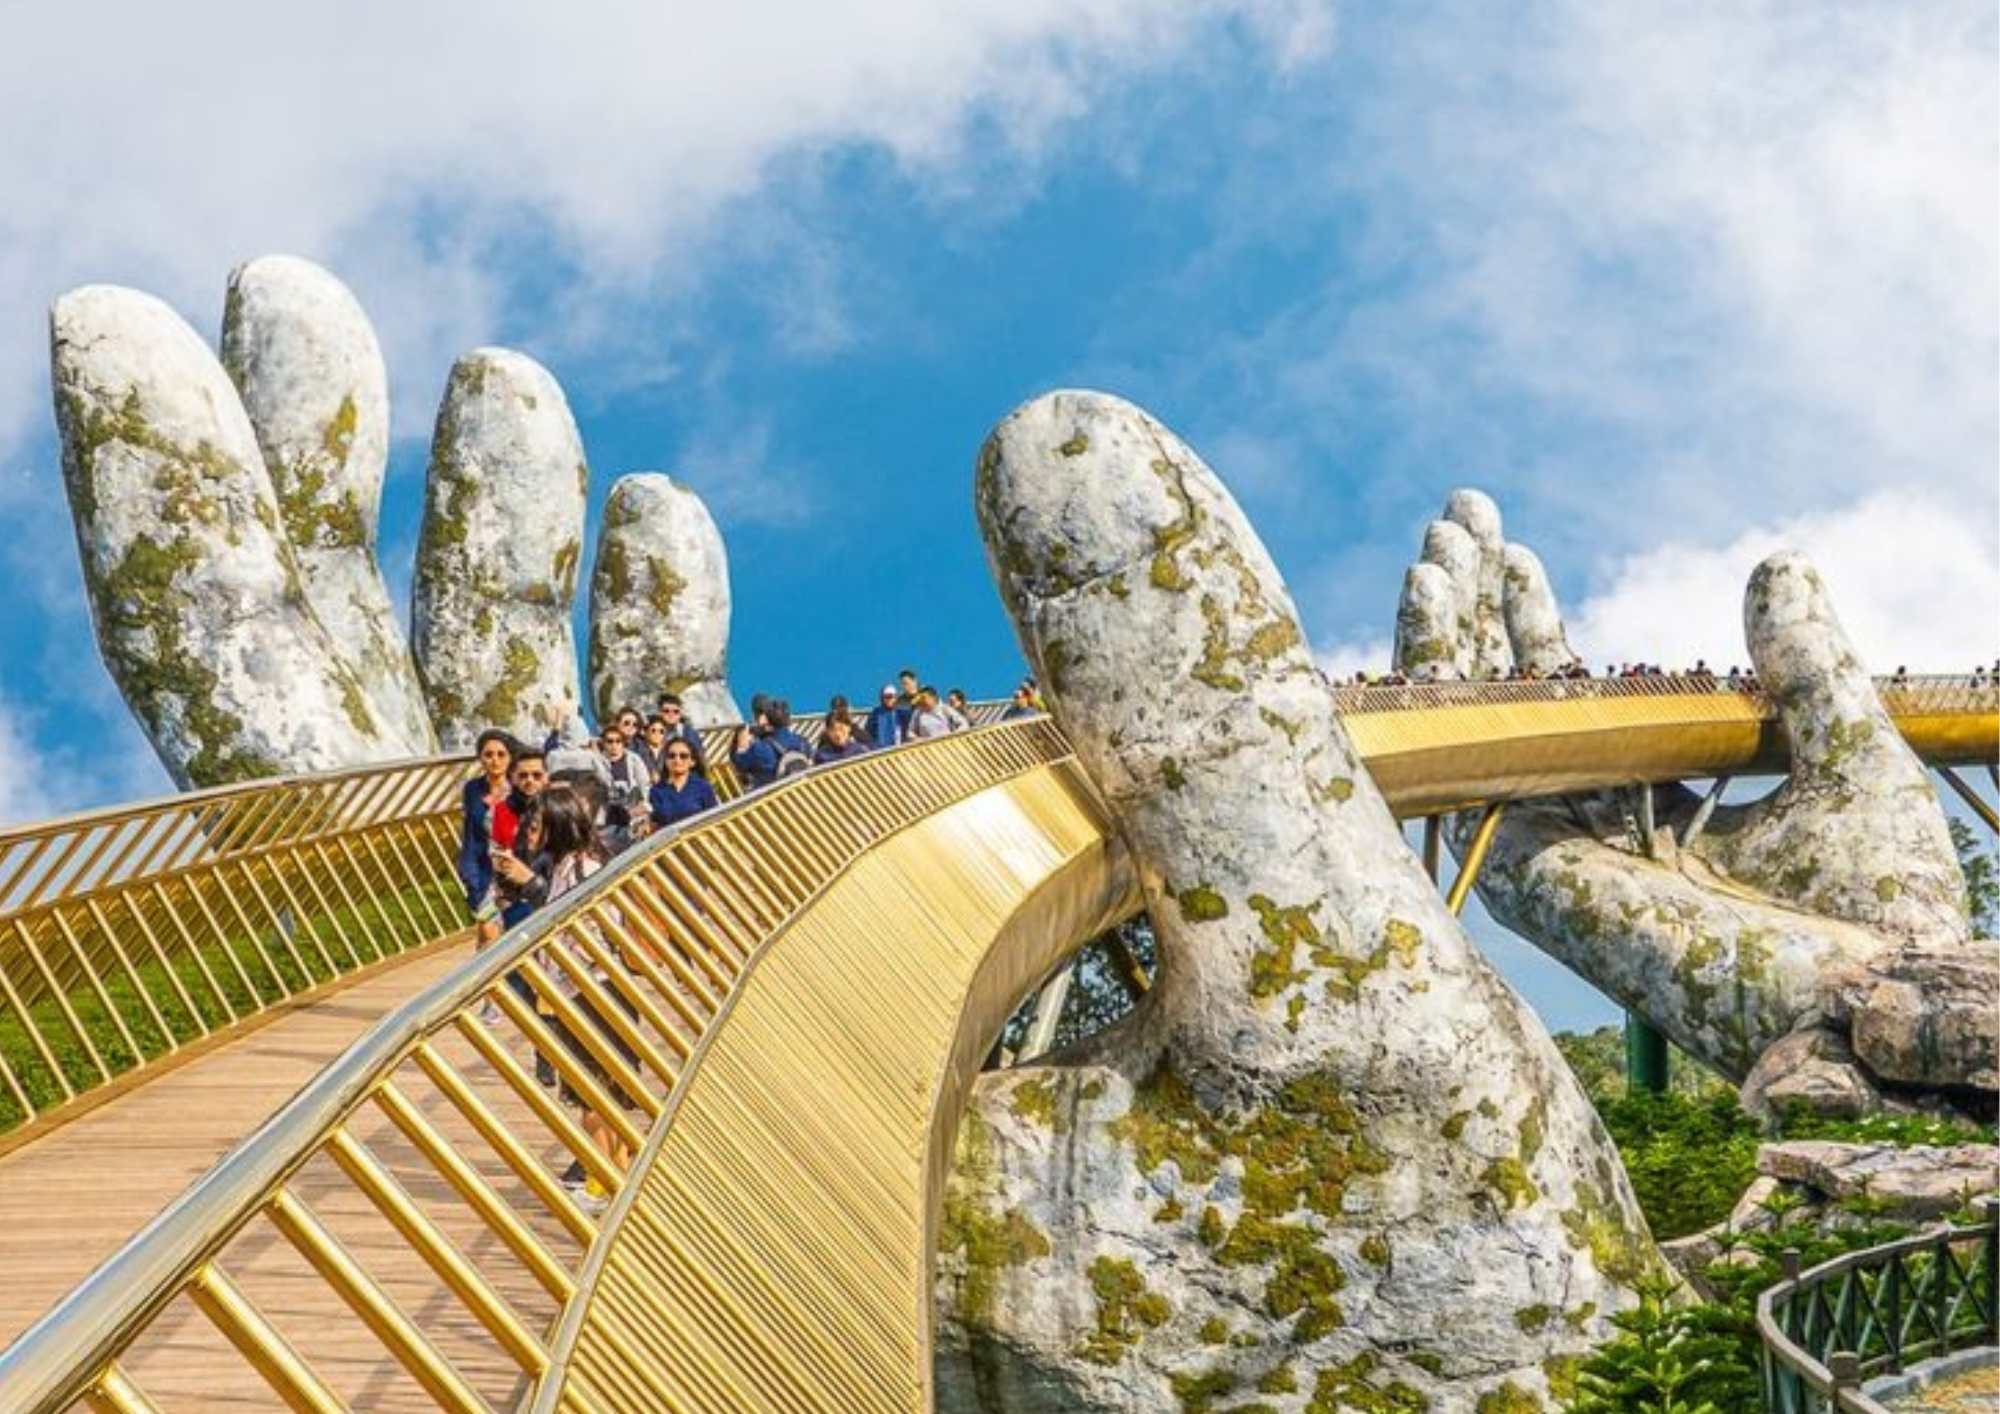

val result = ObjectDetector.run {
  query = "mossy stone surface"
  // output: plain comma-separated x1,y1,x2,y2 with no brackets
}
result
585,473,740,728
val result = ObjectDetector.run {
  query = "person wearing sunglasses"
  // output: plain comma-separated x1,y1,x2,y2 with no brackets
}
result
648,738,718,829
654,693,704,755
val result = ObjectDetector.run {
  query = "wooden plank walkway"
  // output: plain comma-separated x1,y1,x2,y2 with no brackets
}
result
0,939,472,1348
0,933,596,1414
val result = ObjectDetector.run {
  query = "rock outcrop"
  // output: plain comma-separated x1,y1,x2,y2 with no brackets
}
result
939,392,1656,1413
410,349,588,748
587,473,741,728
51,286,390,786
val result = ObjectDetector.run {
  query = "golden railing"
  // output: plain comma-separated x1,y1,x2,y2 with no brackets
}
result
0,718,1130,1414
3,678,1989,1150
0,756,473,1149
0,677,1992,1409
1336,673,1998,817
0,702,1017,1150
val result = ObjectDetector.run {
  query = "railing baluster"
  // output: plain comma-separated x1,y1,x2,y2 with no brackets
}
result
187,1262,350,1414
265,1188,496,1414
81,1365,169,1414
372,1079,578,1302
324,1127,552,1375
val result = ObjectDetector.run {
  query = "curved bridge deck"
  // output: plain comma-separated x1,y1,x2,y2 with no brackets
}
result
0,679,1989,1412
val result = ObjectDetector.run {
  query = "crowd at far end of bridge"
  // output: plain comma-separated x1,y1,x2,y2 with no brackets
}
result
448,668,1044,1211
1345,658,2000,689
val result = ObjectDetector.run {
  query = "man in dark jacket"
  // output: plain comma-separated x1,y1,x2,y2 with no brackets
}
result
731,697,811,789
863,683,908,749
812,715,872,765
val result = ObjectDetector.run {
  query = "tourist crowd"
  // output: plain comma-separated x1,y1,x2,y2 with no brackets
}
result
452,670,1043,1210
1347,660,2000,690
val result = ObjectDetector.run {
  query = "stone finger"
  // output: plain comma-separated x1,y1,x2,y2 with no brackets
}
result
411,349,587,747
959,388,1653,1406
1392,560,1458,681
1500,542,1575,676
1442,487,1513,677
220,255,435,755
1705,552,1967,946
52,285,393,786
587,473,741,728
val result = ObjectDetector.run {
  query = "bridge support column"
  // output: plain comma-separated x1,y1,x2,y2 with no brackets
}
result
1016,964,1076,1063
1107,932,1152,996
1938,767,1998,833
1625,1013,1669,1094
1445,804,1504,916
1422,815,1441,883
1682,777,1729,851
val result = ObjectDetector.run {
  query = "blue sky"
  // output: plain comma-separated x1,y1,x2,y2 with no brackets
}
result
0,3,1993,1030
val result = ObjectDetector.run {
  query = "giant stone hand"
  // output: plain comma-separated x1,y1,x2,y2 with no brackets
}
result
51,257,741,786
1392,492,1996,1117
936,393,1658,1414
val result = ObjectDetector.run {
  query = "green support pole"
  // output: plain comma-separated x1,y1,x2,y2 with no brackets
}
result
1625,1012,1669,1094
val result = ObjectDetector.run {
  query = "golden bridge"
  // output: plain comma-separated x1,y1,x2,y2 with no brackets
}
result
0,676,1990,1413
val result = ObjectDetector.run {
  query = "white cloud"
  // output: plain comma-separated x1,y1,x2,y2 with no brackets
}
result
1263,2,1996,671
1565,487,2000,675
0,692,169,825
1416,0,1997,532
0,2,1331,460
1315,634,1393,683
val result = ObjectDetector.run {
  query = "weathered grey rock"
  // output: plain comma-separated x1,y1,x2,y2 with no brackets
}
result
1443,488,1511,675
411,349,587,747
1837,942,2000,1092
1723,1176,1786,1235
220,256,435,756
586,473,740,728
1475,799,1882,1081
943,391,1654,1412
1392,561,1458,682
1741,1026,1877,1122
1500,544,1574,676
1701,554,1968,948
51,286,389,787
1756,1141,1999,1221
1394,490,1560,682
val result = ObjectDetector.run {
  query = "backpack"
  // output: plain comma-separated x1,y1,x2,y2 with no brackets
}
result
774,745,812,779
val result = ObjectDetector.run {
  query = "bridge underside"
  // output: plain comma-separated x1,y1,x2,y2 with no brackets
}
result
544,760,1136,1414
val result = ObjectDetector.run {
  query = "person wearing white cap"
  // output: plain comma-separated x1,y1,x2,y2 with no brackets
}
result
863,682,907,749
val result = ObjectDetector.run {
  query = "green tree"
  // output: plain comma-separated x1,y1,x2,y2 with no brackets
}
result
1952,817,1998,935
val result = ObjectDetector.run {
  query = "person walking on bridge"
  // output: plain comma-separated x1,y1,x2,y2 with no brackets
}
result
863,683,907,748
649,735,718,829
458,729,516,951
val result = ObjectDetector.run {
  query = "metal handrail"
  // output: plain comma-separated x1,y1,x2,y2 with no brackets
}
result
1757,1200,1999,1414
1329,671,1999,717
3,678,1990,1146
0,717,1083,1414
0,755,472,1148
0,704,1012,1146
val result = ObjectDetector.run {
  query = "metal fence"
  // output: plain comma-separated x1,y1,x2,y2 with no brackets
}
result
0,717,1086,1414
1758,1200,1999,1414
1330,671,1999,718
0,756,471,1147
